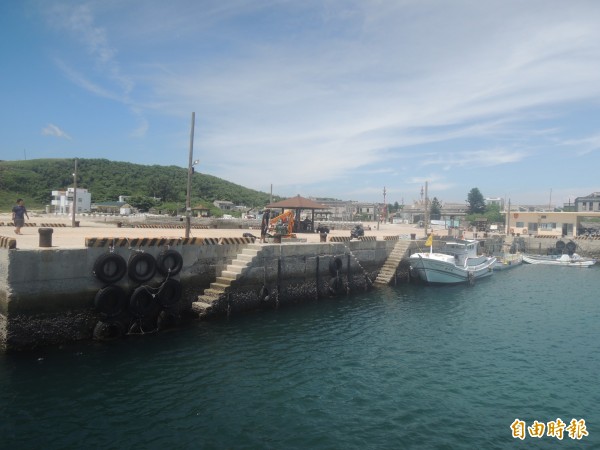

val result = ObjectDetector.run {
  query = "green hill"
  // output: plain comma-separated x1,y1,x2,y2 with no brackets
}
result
0,158,279,215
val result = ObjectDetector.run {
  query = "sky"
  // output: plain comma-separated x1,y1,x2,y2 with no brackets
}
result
2,0,600,207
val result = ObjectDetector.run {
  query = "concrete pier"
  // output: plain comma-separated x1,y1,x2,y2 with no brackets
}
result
3,214,599,352
0,216,424,351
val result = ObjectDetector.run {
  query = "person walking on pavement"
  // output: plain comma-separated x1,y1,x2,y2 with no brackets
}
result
12,198,29,234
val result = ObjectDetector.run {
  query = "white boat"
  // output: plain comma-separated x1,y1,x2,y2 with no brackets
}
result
493,252,523,270
409,238,496,284
522,253,597,267
488,239,524,270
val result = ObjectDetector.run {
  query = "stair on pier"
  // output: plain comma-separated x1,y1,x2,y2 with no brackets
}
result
191,244,262,315
374,240,412,286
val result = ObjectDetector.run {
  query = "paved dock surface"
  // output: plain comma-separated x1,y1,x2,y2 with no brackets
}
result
1,215,427,250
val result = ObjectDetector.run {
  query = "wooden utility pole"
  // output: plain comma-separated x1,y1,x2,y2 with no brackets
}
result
185,112,195,238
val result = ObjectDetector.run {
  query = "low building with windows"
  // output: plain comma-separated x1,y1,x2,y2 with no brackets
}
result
505,210,600,237
575,192,600,212
213,200,234,211
51,188,92,214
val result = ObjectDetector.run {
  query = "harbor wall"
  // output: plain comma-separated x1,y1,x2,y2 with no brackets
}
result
0,236,400,351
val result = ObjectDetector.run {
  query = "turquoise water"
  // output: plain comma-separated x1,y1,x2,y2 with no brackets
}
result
1,265,598,449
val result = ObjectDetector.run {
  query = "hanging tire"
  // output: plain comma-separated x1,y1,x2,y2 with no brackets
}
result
565,241,577,254
93,253,127,284
128,252,157,283
93,320,125,341
156,249,183,276
329,257,343,276
157,279,182,308
157,308,180,331
556,240,565,250
129,286,160,318
94,285,128,319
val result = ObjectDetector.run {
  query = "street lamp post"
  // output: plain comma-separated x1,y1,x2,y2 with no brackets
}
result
185,113,196,238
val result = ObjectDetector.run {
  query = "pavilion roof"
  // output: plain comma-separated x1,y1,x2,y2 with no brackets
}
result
266,195,328,210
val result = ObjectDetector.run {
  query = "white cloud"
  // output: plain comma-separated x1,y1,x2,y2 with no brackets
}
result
42,124,72,140
28,0,600,202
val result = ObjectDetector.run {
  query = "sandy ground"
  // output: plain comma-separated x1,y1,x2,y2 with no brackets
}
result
0,214,430,250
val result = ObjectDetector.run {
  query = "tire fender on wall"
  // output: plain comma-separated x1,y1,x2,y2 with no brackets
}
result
128,252,157,283
93,253,127,284
94,285,128,319
157,279,182,308
156,249,184,276
129,286,160,318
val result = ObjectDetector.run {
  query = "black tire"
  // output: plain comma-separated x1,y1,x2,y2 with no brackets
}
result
157,308,180,331
129,286,160,318
156,249,184,276
566,241,577,254
93,253,127,284
157,279,182,308
93,320,125,341
128,252,157,283
556,240,566,250
94,285,128,319
329,256,343,276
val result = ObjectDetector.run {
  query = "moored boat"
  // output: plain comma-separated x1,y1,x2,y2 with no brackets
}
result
489,239,524,271
409,237,496,284
493,252,523,270
522,253,597,267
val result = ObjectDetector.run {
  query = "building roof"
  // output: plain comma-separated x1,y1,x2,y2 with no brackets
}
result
93,201,126,207
266,195,328,210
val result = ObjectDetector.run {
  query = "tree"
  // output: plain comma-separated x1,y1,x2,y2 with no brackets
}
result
467,188,486,214
483,203,503,224
430,197,442,220
128,196,157,212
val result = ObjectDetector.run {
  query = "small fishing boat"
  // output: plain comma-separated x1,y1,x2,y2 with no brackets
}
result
493,252,523,270
522,253,597,267
490,240,524,271
409,237,496,284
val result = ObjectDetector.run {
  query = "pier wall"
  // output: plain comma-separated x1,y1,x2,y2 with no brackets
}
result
0,237,401,351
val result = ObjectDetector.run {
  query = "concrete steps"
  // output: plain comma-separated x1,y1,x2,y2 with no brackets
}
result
191,244,262,314
374,240,412,286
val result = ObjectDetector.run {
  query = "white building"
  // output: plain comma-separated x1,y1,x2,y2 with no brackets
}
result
51,188,92,214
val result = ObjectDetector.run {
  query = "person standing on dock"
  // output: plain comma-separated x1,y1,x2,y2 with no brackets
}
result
260,209,271,243
12,198,29,235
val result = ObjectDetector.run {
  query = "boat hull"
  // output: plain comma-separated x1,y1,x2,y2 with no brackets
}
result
522,255,596,267
493,253,523,270
409,254,496,284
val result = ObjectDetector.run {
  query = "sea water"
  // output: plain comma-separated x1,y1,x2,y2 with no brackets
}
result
1,265,598,449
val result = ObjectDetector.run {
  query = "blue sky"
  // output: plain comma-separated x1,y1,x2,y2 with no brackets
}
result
2,0,600,206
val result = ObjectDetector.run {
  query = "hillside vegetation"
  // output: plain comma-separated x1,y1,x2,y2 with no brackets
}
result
0,159,278,215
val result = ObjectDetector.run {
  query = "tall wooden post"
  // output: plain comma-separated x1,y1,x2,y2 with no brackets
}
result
185,112,195,238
